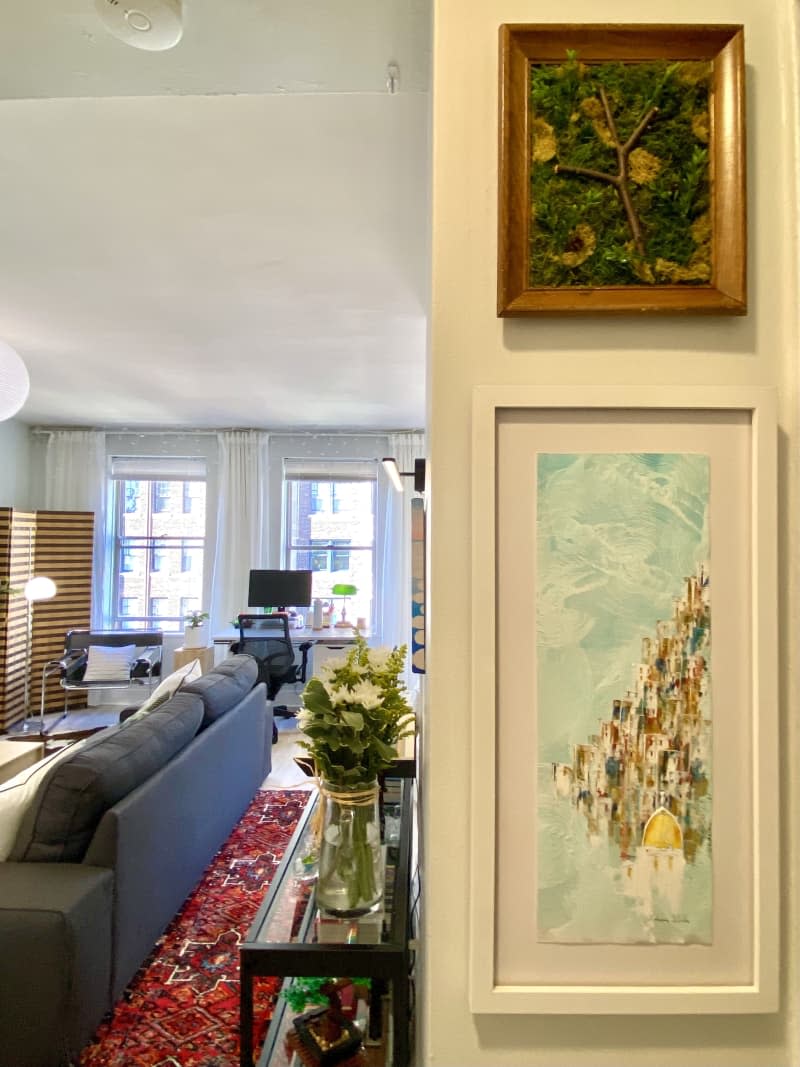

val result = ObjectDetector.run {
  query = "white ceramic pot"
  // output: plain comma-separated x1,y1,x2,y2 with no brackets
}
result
183,626,206,649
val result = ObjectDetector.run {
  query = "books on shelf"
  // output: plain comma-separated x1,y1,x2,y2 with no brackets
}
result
315,909,385,944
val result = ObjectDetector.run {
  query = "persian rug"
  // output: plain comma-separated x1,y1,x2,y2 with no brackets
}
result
78,788,309,1067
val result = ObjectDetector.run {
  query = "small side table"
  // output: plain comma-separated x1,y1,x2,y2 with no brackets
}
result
0,739,45,785
172,645,215,675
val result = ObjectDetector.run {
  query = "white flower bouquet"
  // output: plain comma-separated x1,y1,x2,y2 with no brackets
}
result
298,634,415,915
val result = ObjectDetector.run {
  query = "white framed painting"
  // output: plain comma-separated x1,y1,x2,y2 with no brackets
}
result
469,385,778,1014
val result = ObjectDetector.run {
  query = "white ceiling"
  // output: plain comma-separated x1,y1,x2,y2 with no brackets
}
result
0,1,431,430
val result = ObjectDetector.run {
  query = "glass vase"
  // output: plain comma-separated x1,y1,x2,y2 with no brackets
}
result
316,781,383,918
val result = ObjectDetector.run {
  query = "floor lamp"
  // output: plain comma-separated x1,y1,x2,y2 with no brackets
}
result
22,575,57,733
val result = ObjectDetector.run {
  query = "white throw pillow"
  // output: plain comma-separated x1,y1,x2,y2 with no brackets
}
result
123,657,203,723
82,644,137,683
0,741,86,860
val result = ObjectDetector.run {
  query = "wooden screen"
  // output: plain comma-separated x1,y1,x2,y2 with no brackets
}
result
0,508,93,731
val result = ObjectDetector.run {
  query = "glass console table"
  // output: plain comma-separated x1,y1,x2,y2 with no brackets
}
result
239,775,415,1067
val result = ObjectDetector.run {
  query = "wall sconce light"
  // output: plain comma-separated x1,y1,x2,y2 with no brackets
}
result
382,457,426,493
0,340,30,422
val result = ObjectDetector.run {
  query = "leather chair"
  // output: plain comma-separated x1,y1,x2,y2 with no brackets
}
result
36,629,163,732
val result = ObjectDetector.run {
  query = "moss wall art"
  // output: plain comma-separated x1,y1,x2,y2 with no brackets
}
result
528,53,712,288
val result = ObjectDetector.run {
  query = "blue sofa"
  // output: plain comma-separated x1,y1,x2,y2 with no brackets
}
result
0,655,272,1067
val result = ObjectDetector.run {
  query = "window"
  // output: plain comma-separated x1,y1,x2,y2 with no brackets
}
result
150,597,167,617
284,460,376,626
124,482,140,514
183,481,203,514
152,481,170,513
180,596,199,617
109,456,207,631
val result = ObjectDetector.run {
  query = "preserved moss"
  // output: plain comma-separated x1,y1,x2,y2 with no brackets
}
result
528,53,712,288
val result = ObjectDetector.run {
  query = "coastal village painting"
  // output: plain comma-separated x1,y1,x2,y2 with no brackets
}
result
536,453,712,945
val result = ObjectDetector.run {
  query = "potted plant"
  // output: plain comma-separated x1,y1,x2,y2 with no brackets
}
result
297,635,415,917
183,609,209,649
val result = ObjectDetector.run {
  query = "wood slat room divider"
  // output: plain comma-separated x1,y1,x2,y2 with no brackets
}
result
0,508,93,731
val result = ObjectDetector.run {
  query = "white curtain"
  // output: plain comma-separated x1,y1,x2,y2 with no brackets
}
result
378,432,425,683
210,430,270,632
44,429,107,628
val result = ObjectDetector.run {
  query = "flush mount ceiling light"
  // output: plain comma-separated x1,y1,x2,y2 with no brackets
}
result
95,0,183,51
0,340,30,421
382,457,426,493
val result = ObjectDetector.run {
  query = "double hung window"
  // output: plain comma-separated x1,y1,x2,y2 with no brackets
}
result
109,456,207,631
284,460,376,627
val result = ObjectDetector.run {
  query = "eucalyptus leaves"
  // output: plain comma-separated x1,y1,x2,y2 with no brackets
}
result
297,635,415,788
298,635,415,915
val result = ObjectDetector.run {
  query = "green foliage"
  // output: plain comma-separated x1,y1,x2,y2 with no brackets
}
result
184,609,209,628
281,976,371,1013
528,54,712,287
297,635,415,788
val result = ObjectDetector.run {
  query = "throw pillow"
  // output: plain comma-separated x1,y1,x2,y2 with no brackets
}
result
0,741,86,860
123,657,203,723
82,643,137,683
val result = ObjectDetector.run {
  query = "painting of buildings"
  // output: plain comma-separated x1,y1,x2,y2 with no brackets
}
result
536,453,712,945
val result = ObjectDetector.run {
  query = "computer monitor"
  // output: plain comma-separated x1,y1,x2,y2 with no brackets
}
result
248,569,313,612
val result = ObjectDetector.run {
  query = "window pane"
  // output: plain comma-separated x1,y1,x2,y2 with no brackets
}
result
111,474,206,631
286,475,375,627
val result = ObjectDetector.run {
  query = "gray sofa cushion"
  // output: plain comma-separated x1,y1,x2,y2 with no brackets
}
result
10,693,204,864
182,654,258,728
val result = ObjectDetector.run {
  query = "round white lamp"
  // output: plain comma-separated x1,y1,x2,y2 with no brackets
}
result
0,340,29,421
24,576,57,602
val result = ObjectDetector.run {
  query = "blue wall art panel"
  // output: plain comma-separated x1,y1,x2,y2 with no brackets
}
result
536,453,711,945
411,496,426,674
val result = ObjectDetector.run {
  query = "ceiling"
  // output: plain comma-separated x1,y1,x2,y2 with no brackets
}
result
0,1,431,430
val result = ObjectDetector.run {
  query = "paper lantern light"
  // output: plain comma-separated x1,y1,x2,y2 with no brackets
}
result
0,340,29,421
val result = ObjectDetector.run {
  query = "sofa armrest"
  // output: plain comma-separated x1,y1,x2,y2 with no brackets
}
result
0,863,113,1067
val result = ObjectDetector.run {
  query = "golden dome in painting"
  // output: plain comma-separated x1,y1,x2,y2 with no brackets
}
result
642,807,683,850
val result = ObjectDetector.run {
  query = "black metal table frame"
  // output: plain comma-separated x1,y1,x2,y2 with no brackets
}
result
239,777,413,1067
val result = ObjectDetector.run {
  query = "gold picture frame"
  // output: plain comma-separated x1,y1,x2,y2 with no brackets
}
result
497,24,746,315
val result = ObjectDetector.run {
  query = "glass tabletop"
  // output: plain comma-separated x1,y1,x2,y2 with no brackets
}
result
246,782,407,950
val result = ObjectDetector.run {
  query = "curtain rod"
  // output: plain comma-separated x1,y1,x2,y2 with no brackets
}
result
31,427,423,437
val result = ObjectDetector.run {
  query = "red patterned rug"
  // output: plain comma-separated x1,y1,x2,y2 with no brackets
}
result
78,788,309,1067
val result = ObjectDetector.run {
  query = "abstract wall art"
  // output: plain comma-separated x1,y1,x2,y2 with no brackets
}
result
468,386,778,1014
535,453,711,945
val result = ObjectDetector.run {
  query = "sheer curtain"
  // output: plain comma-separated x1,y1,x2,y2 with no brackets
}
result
378,432,425,683
210,430,270,632
44,429,108,628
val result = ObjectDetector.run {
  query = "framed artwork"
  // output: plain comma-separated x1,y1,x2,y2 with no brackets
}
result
469,385,778,1013
497,24,746,315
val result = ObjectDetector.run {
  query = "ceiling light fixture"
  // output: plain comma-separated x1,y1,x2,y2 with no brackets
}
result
0,340,30,422
94,0,184,52
382,457,426,493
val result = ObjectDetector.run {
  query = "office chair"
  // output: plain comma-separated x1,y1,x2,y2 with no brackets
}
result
232,614,311,744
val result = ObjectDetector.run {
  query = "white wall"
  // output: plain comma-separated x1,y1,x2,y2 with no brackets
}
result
0,418,32,507
426,2,798,1065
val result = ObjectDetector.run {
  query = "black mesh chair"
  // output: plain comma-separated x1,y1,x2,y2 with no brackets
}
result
232,614,311,744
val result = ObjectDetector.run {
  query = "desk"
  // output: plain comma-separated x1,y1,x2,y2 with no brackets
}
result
212,626,365,647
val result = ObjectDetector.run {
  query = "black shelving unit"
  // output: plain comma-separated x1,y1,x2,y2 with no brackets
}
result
239,774,415,1067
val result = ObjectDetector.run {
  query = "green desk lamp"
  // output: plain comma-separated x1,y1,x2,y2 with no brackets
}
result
331,583,357,628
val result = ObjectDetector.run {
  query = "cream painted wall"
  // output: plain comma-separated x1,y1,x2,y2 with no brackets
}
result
0,419,32,507
426,2,798,1065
